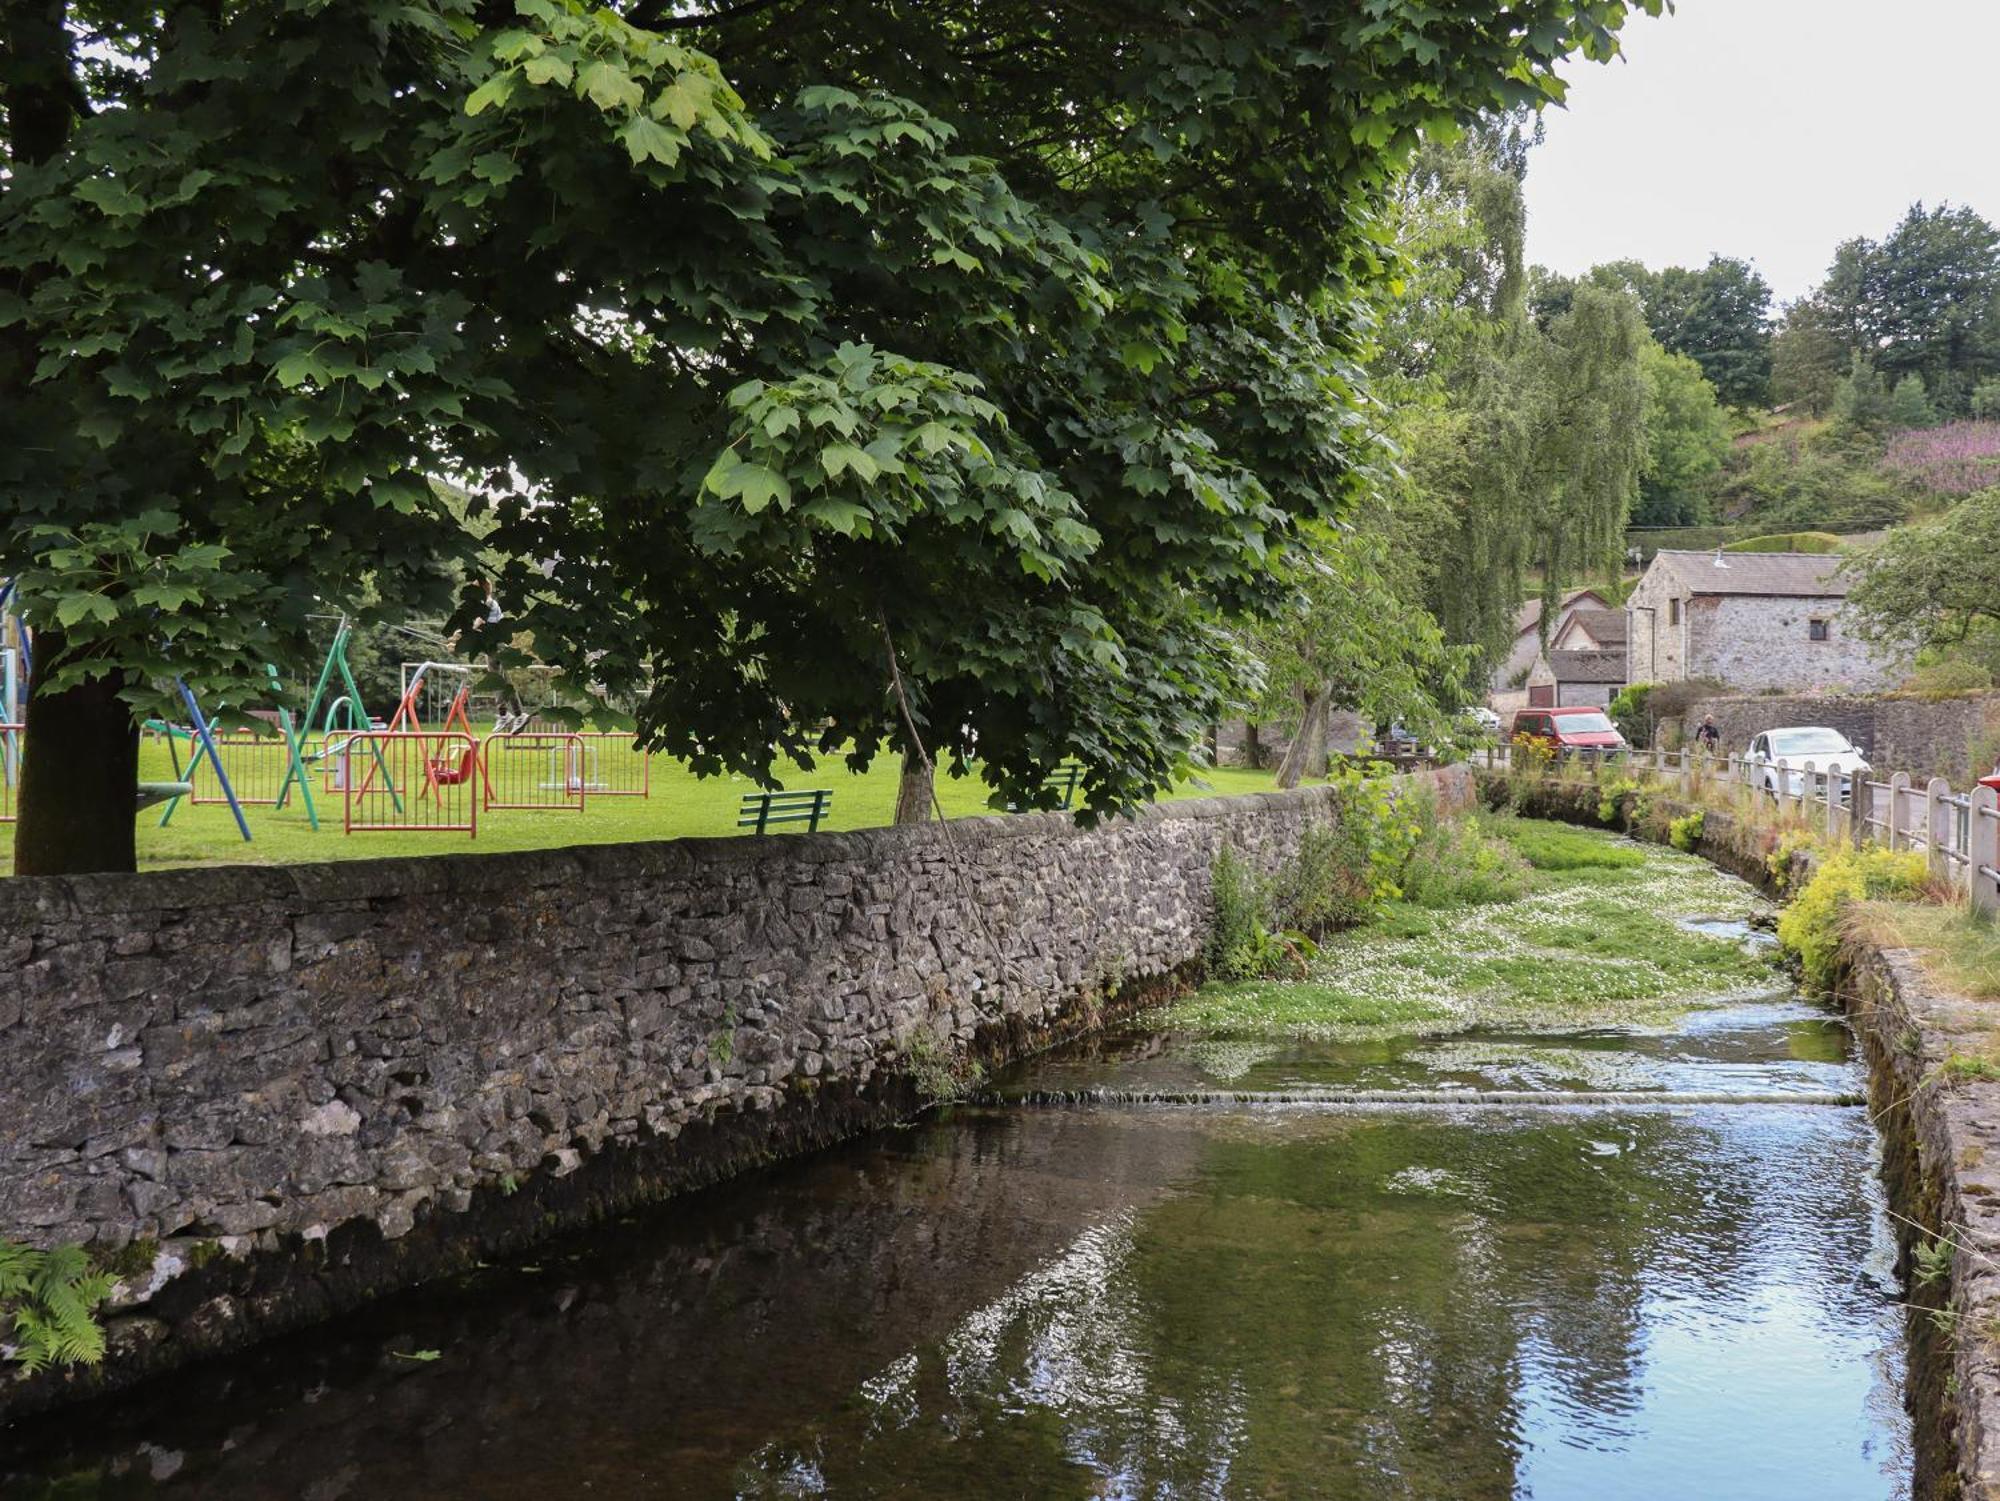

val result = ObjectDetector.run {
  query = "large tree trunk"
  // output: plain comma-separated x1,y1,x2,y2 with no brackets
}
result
1243,720,1263,769
14,645,140,875
1274,689,1331,790
892,745,933,826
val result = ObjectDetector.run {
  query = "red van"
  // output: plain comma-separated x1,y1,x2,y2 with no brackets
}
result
1510,706,1628,756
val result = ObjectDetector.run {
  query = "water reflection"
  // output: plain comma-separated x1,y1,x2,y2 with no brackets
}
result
4,1090,1906,1500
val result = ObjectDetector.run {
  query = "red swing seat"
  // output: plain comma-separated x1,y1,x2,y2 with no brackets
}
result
429,741,479,786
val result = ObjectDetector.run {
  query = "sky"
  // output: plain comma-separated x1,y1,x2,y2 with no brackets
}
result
1523,0,2000,306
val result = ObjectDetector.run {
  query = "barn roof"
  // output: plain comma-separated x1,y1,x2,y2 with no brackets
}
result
1549,648,1628,684
1648,550,1850,598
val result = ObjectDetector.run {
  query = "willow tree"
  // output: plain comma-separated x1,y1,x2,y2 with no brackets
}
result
1374,140,1650,675
2,0,1660,873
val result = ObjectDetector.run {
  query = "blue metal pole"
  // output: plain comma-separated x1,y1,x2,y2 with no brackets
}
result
176,679,252,843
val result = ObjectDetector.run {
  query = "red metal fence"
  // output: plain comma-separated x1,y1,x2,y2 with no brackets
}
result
340,731,478,837
569,731,651,798
481,731,586,813
191,732,292,806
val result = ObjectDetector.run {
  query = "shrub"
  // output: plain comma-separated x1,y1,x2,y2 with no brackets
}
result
0,1241,114,1372
1668,810,1705,852
1646,678,1730,724
1322,766,1427,909
1721,531,1844,554
1505,734,1554,813
900,1027,986,1104
1776,846,1929,992
1607,683,1655,747
1880,420,2000,498
1206,845,1272,980
1210,773,1496,978
1764,828,1817,890
1596,772,1646,828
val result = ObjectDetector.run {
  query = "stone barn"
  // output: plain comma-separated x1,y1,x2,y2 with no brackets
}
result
1623,549,1903,693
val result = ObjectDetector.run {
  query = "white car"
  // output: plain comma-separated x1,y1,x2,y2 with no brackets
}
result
1742,726,1870,800
1463,706,1503,735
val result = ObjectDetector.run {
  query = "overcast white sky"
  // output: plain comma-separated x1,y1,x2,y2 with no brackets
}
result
1524,0,2000,307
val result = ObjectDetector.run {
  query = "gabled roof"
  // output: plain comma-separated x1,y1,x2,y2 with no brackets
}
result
1554,608,1629,648
1648,550,1850,598
1513,587,1612,638
1549,648,1627,684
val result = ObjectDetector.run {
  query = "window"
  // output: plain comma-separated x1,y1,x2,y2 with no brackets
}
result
1809,618,1830,642
1771,728,1853,758
1668,597,1682,626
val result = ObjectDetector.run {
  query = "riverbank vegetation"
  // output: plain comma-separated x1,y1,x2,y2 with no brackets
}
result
1848,901,2000,1005
1184,812,1776,1040
1495,753,1997,1027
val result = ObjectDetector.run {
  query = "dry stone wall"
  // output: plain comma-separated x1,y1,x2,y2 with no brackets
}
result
0,770,1469,1410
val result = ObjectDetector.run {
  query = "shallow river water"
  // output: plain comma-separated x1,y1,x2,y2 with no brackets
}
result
2,994,1911,1500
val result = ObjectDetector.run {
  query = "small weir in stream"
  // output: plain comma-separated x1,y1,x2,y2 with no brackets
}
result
1,995,1912,1499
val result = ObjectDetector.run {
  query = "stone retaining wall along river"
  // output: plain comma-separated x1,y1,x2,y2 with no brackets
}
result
0,767,1471,1416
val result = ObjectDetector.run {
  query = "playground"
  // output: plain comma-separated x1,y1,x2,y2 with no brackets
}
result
1,737,1278,876
0,602,1288,876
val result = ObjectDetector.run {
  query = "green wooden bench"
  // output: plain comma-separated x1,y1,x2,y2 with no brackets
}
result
738,788,832,834
1009,762,1084,812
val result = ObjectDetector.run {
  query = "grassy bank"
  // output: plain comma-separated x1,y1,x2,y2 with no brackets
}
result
1165,816,1781,1041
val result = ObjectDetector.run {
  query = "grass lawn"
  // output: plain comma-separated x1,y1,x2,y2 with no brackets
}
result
0,729,1298,877
1159,816,1783,1041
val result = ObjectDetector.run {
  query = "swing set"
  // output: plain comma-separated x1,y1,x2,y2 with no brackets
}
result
336,658,479,836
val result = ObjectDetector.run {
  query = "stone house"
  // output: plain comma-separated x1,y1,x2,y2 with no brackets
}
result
1527,647,1627,708
1491,587,1613,697
1551,607,1628,655
1624,549,1901,692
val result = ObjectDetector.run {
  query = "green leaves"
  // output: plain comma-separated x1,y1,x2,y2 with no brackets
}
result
74,178,146,218
459,6,771,168
620,115,682,168
703,457,792,514
817,443,877,482
0,1240,114,1373
691,345,1090,582
464,73,516,116
580,61,643,114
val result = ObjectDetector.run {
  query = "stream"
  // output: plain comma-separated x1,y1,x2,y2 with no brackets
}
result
1,970,1912,1498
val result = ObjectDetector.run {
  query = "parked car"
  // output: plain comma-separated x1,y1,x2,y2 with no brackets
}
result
1742,726,1870,800
1510,707,1627,757
1463,706,1503,736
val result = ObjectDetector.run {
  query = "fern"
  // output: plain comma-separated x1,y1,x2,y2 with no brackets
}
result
0,1238,114,1372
